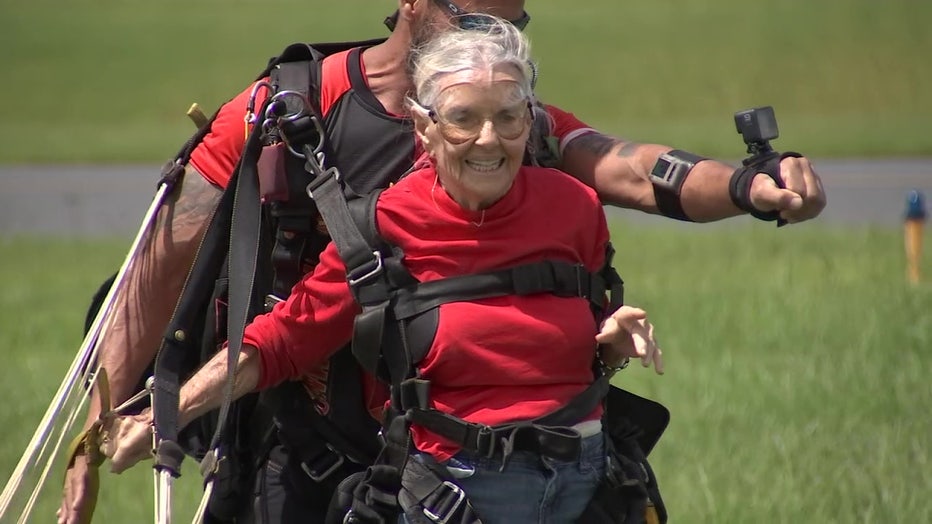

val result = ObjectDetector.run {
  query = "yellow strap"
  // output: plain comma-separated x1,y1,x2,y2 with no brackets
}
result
61,368,113,524
186,102,209,129
645,502,661,524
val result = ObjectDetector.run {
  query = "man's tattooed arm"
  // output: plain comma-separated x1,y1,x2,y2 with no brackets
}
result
559,131,743,220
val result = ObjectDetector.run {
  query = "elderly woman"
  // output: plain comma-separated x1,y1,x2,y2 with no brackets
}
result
107,15,663,524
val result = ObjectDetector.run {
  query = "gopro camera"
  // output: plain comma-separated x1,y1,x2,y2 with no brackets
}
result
734,106,778,157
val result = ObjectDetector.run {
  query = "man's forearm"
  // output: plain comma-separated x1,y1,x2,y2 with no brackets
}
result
177,344,262,430
561,133,744,222
678,158,744,222
87,167,222,424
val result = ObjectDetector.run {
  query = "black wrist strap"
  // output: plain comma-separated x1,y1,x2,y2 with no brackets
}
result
651,149,706,222
728,151,802,223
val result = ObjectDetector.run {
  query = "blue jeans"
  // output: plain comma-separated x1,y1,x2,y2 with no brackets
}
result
406,432,605,524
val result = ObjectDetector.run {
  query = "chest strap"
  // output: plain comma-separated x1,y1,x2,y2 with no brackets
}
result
391,259,608,319
350,258,616,387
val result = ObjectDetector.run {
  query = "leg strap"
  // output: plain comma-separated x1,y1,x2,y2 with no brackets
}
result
399,458,482,524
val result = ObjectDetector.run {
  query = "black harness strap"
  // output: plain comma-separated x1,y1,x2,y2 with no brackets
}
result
391,259,609,320
399,458,482,524
347,257,616,383
150,106,230,455
153,159,239,472
267,51,324,299
207,95,269,461
405,376,609,462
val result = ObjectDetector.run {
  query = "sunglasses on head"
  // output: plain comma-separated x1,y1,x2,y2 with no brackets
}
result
431,0,531,31
384,2,531,32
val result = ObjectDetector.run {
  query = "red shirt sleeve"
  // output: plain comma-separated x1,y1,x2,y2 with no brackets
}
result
544,104,598,156
189,80,272,189
189,50,353,190
244,241,360,389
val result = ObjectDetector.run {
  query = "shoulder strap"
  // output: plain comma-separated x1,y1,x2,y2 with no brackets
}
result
211,39,403,478
151,39,370,482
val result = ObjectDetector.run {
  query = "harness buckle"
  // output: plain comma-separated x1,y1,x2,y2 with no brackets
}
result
422,481,466,524
268,89,310,123
347,252,384,287
574,265,589,299
264,294,285,313
305,151,341,198
300,443,346,483
474,425,496,458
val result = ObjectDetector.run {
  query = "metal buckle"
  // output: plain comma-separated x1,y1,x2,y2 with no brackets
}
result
347,252,384,286
268,89,310,123
422,481,466,524
305,151,342,199
473,425,497,458
300,444,345,482
264,294,284,313
245,80,274,125
286,116,326,159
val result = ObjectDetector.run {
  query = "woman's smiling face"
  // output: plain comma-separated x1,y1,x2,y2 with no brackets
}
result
415,64,532,211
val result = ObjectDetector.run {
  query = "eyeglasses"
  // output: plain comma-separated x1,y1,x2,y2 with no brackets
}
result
384,3,531,33
432,0,531,31
426,100,533,145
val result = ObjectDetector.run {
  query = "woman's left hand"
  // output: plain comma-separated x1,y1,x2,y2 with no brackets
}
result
595,306,664,374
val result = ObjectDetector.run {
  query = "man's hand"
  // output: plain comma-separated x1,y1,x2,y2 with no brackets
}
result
104,411,154,474
750,155,826,224
57,456,94,524
595,305,664,374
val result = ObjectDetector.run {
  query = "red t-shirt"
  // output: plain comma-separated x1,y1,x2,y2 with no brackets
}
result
189,49,595,189
243,165,609,461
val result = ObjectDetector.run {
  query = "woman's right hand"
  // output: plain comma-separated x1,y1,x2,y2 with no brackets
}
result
595,305,664,374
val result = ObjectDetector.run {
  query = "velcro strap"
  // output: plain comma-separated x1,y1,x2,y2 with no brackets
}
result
62,426,103,524
347,464,403,523
729,151,803,224
155,440,186,478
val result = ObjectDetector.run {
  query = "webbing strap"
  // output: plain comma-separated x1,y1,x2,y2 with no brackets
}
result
149,38,390,486
406,376,609,456
209,98,269,455
305,156,383,280
601,243,625,313
399,458,482,524
349,258,611,384
268,58,320,298
390,259,608,320
153,167,238,449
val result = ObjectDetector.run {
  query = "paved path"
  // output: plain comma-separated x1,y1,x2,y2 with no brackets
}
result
0,159,930,237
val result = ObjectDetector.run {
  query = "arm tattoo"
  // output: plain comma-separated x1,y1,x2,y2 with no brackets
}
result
615,141,641,158
568,133,618,157
567,133,642,159
168,166,222,232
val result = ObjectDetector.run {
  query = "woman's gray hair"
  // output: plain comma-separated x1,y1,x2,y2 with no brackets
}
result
409,15,535,108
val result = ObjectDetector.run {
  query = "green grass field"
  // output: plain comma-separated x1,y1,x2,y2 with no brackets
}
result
0,0,930,162
1,224,930,522
1,0,930,521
